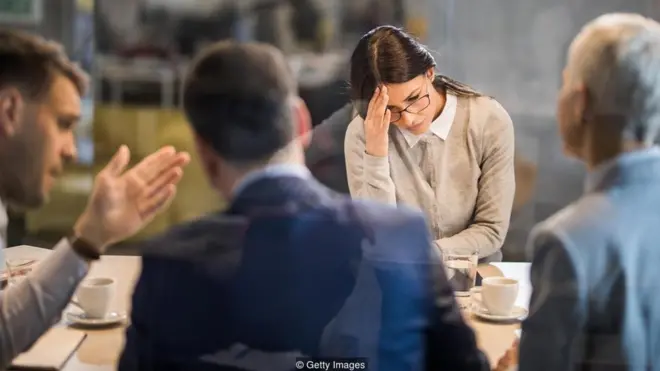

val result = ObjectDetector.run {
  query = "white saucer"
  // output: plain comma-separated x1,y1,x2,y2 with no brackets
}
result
472,306,528,322
66,311,127,327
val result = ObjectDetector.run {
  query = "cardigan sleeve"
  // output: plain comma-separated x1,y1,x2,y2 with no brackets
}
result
344,115,397,205
435,99,515,259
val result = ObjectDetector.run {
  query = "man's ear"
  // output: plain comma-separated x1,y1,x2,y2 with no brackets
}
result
291,97,312,148
0,87,24,138
193,134,221,186
572,81,589,126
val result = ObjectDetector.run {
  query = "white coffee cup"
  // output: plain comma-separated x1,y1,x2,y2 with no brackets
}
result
76,277,115,318
473,277,519,316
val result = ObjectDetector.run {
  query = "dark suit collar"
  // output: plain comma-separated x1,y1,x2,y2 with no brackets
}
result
585,146,660,192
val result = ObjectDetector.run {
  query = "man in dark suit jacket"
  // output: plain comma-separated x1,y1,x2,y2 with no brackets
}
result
119,41,488,371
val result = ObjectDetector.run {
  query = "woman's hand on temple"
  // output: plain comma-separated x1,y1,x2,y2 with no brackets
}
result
364,86,391,157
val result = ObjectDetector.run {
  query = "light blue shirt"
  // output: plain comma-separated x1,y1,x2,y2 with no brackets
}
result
0,199,89,368
232,164,311,198
585,146,660,192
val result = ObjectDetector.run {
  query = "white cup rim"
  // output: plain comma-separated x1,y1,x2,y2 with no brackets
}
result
482,277,518,286
80,277,115,287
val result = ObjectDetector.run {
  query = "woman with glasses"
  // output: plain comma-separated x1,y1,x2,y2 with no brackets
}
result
344,26,515,262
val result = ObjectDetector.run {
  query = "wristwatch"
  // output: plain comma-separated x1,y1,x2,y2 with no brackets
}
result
68,233,101,261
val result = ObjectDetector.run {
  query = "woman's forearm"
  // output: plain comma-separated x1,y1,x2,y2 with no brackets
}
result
344,118,397,205
434,222,505,259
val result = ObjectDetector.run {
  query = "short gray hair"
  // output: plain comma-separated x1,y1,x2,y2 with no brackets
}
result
567,13,660,143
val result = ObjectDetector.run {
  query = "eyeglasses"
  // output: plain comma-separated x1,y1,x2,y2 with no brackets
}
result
390,95,431,123
352,82,432,122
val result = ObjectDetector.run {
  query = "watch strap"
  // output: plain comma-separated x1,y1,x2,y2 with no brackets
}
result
68,233,101,261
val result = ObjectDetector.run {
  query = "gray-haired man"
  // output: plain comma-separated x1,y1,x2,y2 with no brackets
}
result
497,13,660,371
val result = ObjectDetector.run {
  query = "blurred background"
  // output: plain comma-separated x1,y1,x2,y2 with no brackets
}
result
4,0,657,260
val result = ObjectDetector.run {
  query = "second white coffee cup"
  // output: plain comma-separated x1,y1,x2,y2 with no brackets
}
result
472,277,519,316
76,277,116,318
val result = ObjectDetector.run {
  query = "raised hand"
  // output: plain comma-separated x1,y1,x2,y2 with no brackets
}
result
74,145,190,250
364,86,391,157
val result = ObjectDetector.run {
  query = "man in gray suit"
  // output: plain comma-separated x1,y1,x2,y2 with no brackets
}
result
496,13,660,371
0,29,189,368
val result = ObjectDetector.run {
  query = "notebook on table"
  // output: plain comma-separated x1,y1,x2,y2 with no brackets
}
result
10,327,86,370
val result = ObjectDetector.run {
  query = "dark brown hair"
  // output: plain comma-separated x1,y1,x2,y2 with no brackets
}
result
0,29,88,98
183,41,297,163
349,26,481,114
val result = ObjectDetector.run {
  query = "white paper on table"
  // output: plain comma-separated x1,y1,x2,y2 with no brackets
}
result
11,327,86,370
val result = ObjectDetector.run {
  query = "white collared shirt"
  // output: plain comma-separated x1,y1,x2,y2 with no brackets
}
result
398,93,457,148
231,164,311,198
397,93,457,167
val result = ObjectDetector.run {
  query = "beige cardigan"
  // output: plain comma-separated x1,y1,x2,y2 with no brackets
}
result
344,96,515,262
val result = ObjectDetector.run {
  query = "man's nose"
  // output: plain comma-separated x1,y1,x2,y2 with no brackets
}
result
62,134,78,164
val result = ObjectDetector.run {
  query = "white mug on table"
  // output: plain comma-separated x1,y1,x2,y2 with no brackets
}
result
76,277,116,318
471,277,519,315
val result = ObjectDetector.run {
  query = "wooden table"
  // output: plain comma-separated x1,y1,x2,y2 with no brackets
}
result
6,246,139,371
6,246,531,370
